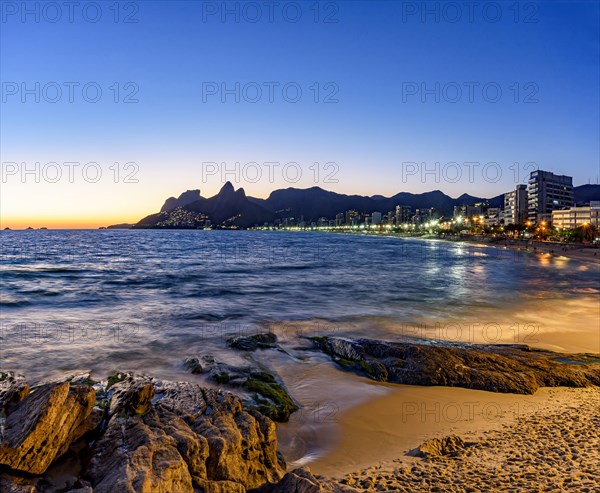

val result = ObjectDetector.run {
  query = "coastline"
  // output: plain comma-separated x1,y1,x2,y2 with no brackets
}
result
269,331,600,488
444,235,600,266
309,386,600,480
2,344,599,491
324,229,600,266
324,386,600,492
2,229,599,491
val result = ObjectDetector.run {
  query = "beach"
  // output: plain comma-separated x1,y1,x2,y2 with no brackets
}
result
1,230,599,492
329,387,600,492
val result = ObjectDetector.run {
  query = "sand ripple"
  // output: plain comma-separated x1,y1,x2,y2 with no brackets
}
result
338,388,600,492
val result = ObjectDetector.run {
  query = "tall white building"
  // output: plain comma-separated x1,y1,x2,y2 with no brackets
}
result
503,184,528,225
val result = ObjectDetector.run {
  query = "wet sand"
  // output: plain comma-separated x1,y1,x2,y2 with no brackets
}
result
333,387,600,492
310,386,600,480
456,237,600,266
268,292,600,489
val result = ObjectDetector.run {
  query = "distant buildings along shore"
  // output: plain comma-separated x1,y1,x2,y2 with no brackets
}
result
272,169,598,233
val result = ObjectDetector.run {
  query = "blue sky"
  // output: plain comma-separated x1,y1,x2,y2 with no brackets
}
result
1,0,599,227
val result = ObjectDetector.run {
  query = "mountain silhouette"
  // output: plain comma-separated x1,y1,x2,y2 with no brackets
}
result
160,190,202,212
573,184,600,205
133,183,599,229
136,183,272,228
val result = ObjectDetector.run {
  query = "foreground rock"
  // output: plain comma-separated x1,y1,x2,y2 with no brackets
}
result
312,337,600,394
0,381,96,474
0,371,347,492
88,375,286,492
183,356,299,422
258,467,359,493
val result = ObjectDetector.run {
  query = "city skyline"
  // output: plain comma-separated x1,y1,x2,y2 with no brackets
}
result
1,1,599,228
2,170,597,230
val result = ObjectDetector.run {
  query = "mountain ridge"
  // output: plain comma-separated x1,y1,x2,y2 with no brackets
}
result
131,183,600,229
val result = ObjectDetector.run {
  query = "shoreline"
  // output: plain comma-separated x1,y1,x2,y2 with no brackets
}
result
328,386,600,492
325,229,600,266
2,345,599,491
310,385,600,479
295,336,600,480
5,226,599,265
269,332,600,485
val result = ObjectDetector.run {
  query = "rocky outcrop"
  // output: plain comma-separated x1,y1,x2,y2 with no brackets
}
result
258,467,361,493
0,381,96,474
160,189,202,212
107,377,154,416
414,435,466,458
86,375,286,492
228,333,278,351
0,372,304,492
183,356,203,374
182,356,299,422
0,372,29,411
311,337,600,394
136,182,274,229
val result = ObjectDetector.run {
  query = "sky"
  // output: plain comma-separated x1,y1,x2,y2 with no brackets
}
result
1,0,599,228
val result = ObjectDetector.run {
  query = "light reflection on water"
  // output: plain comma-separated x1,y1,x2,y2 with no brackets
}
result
1,230,599,383
2,229,599,466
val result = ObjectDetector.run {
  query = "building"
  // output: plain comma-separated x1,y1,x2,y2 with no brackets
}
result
485,208,502,226
527,170,573,223
412,209,424,225
345,210,358,225
551,202,600,229
427,207,440,220
504,184,528,225
371,211,382,225
385,210,395,225
395,205,412,225
453,205,483,220
335,213,344,227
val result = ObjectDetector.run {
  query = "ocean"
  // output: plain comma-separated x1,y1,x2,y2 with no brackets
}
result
2,229,599,464
1,230,598,380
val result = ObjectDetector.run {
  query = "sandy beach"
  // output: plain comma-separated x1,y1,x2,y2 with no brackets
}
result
326,386,600,492
286,270,600,492
449,236,600,266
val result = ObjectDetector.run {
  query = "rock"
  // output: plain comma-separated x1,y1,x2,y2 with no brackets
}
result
87,413,195,493
183,357,203,374
415,436,466,458
0,382,96,474
87,378,285,492
228,332,278,351
195,479,246,492
0,372,323,493
202,360,298,422
311,337,600,394
258,467,361,493
0,473,40,492
62,480,94,492
0,371,30,412
264,467,323,492
74,405,105,437
108,376,154,416
243,371,298,422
